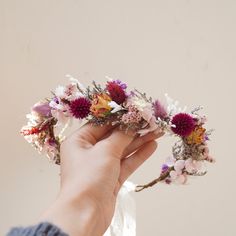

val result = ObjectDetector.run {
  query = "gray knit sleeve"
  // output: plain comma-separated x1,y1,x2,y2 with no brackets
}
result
6,222,69,236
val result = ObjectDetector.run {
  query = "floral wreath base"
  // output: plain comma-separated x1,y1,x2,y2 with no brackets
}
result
21,75,214,192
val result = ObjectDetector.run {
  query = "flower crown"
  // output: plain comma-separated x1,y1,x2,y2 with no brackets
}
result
21,75,214,192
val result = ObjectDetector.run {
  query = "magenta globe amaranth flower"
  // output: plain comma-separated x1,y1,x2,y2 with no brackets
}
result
70,97,91,119
171,113,195,137
106,80,127,104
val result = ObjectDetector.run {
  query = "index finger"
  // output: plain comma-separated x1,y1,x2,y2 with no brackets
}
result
71,122,115,146
99,127,136,158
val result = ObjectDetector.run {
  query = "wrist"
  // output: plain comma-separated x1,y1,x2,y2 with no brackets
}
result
39,193,103,236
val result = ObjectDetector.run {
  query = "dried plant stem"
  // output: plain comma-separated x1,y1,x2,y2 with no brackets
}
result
135,167,173,192
48,119,61,165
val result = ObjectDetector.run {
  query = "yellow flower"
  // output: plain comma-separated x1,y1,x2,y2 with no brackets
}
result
186,126,206,145
90,93,112,118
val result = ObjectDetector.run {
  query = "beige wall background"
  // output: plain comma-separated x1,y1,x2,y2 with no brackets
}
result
1,0,236,235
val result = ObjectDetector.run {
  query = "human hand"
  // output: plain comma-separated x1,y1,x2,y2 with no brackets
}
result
40,123,163,236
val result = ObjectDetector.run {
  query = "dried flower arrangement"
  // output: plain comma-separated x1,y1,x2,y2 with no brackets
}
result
21,75,214,192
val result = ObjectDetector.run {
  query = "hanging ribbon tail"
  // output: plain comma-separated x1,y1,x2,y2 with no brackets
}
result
104,181,136,236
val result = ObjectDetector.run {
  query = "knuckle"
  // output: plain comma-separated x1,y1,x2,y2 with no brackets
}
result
101,140,122,158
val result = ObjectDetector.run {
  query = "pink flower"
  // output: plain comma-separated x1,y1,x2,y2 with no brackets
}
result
121,105,142,124
174,160,185,172
165,155,176,167
152,100,167,120
49,97,72,125
137,107,159,136
54,80,84,101
32,102,52,117
51,109,71,126
169,160,187,184
170,171,187,184
64,83,83,101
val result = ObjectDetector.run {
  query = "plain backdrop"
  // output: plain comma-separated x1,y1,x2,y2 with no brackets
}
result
1,0,236,235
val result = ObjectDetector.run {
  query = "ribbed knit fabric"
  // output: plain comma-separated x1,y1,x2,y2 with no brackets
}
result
6,222,69,236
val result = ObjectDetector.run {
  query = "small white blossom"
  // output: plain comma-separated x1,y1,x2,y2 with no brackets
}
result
55,86,66,98
66,74,86,93
165,93,187,116
185,159,203,174
108,101,123,113
127,96,151,111
105,75,114,82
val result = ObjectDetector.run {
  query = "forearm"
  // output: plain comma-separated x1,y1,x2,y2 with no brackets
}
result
39,194,103,236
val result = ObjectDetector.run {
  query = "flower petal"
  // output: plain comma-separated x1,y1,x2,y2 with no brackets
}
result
174,160,185,173
170,170,178,180
176,174,187,184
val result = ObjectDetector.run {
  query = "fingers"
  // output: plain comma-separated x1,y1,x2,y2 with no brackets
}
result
122,130,164,158
119,140,158,185
71,122,115,147
99,127,136,158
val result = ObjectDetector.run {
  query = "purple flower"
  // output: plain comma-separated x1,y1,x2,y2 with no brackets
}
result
114,79,127,89
161,164,169,173
53,97,59,104
152,100,167,120
171,113,196,137
32,103,52,117
45,137,57,147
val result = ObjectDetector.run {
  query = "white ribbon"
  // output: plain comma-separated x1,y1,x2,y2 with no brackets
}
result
104,181,136,236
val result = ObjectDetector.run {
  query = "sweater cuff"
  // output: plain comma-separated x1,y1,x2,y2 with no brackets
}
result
6,221,69,236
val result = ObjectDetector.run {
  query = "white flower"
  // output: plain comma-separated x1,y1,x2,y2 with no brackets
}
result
23,133,38,144
125,94,150,111
64,84,84,101
105,75,114,82
49,98,72,126
165,156,176,167
170,159,187,184
108,101,123,113
49,99,65,111
26,112,42,125
138,115,159,136
170,171,187,184
51,109,71,126
54,75,86,101
66,74,86,93
185,158,203,174
125,95,159,136
131,96,151,111
167,158,187,184
165,93,187,116
174,160,185,174
55,86,66,98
